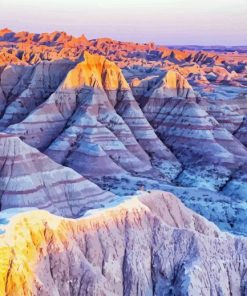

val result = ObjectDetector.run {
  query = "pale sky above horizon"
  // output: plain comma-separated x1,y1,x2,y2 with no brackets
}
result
0,0,246,45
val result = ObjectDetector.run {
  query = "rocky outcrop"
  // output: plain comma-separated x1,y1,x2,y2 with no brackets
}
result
1,191,247,296
139,70,247,190
0,133,114,217
5,52,181,180
145,70,196,100
1,51,246,218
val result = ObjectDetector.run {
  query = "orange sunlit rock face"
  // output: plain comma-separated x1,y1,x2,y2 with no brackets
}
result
63,52,130,91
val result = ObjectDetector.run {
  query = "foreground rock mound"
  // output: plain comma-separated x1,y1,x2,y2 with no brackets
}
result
0,133,114,217
0,191,247,296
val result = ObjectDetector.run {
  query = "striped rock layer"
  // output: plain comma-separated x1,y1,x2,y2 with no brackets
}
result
5,52,181,181
137,70,247,191
0,133,114,217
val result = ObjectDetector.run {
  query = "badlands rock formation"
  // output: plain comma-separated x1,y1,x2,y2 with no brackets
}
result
0,28,247,295
0,45,246,232
138,70,247,190
3,50,245,193
0,133,114,217
5,52,181,180
1,191,247,296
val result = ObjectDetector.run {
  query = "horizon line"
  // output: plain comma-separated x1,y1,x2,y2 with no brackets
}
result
1,27,246,48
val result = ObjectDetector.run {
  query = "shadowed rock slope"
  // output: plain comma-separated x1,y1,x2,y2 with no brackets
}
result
0,191,247,296
0,59,74,129
235,116,247,147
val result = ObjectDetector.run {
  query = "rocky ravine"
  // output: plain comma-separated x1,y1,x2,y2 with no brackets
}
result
1,191,247,296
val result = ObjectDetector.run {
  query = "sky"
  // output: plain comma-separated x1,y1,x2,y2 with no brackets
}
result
0,0,246,45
